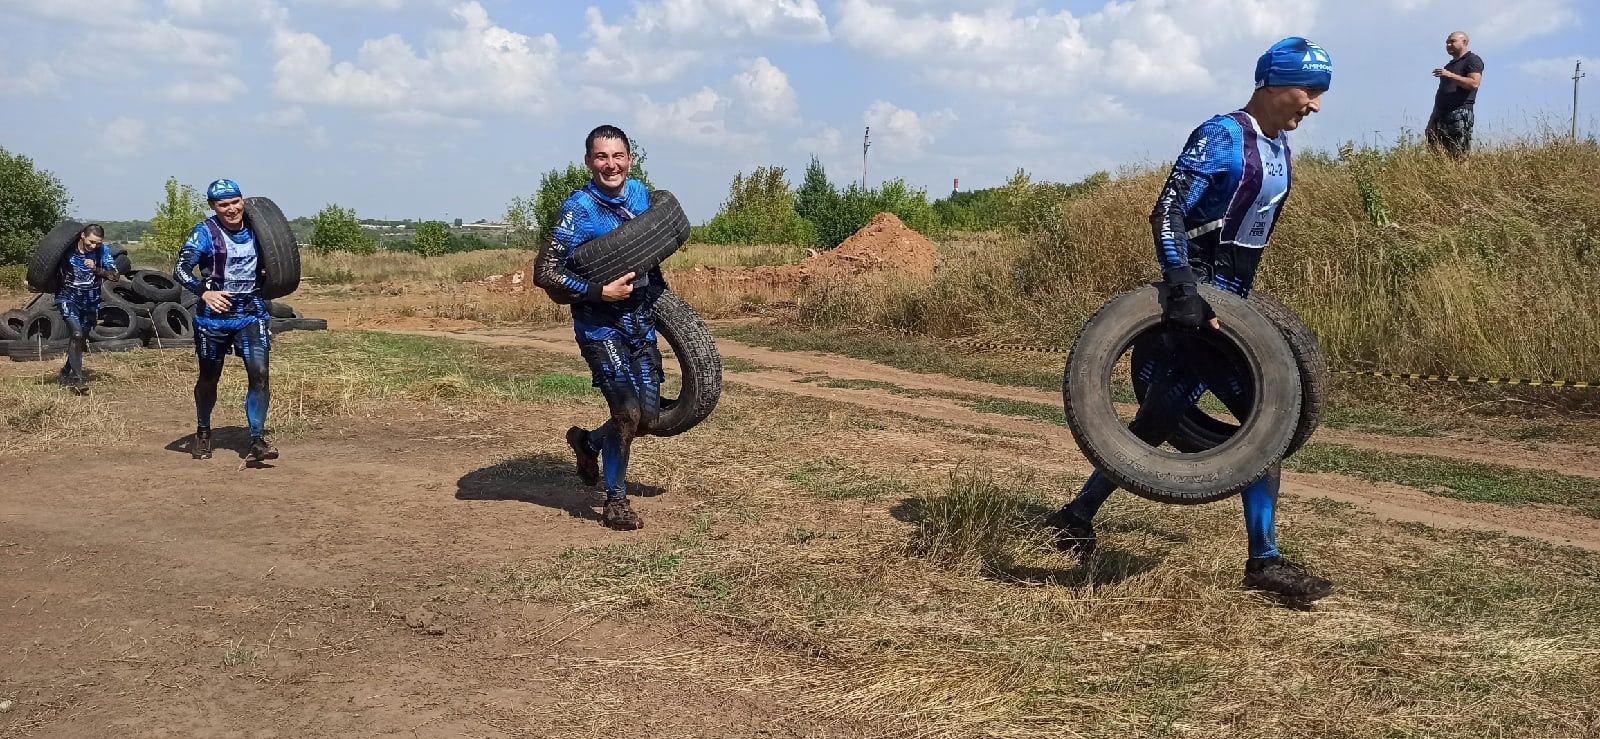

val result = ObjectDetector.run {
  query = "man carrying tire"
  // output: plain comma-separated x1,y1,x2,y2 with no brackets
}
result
173,179,277,463
1046,37,1335,604
533,125,662,531
53,224,119,393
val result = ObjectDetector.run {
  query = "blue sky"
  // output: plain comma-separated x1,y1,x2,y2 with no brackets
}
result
1,0,1593,224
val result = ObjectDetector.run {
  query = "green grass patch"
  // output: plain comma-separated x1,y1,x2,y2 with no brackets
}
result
1288,442,1600,518
718,356,771,373
1320,404,1444,437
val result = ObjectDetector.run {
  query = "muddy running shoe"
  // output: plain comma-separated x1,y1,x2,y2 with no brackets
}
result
566,426,600,486
1044,507,1096,563
1243,556,1334,603
191,429,213,460
246,437,279,462
602,498,644,531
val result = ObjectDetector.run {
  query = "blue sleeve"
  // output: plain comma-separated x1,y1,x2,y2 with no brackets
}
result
532,199,601,302
626,179,650,215
97,246,118,273
1151,120,1235,281
174,223,212,296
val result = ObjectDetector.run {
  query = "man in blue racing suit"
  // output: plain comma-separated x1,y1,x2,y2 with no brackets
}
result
54,223,119,393
533,125,663,531
1047,37,1336,604
173,179,278,464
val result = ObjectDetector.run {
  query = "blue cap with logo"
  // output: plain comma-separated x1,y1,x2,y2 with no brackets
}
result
206,179,243,201
1254,37,1332,91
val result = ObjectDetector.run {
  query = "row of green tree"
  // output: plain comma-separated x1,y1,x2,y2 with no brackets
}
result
5,141,1108,273
695,158,1110,248
494,146,1109,252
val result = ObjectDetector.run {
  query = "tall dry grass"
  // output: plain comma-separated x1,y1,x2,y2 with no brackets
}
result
798,136,1600,381
302,248,529,286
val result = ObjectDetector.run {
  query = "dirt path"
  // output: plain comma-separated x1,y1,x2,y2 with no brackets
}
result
0,400,862,738
388,326,1600,553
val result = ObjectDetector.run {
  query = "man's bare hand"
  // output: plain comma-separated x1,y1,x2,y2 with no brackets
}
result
202,290,233,312
1433,67,1448,78
1208,317,1221,331
601,272,636,302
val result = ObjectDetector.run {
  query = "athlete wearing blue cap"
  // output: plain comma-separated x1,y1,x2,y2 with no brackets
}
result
1047,37,1335,604
533,125,661,531
173,178,277,463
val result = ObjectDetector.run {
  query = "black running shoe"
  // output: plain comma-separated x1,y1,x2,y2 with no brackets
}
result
191,429,213,460
246,437,279,462
567,426,600,486
1044,507,1097,563
1243,556,1335,603
602,498,644,531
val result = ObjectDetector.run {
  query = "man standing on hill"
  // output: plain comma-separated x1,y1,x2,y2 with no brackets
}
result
1426,31,1484,159
1046,37,1336,605
533,125,662,531
173,179,277,464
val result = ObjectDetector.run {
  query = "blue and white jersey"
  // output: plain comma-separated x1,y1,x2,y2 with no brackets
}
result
1151,110,1292,296
59,244,116,293
174,217,260,297
532,179,664,344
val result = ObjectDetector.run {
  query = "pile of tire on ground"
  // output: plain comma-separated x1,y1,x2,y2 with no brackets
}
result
0,200,322,363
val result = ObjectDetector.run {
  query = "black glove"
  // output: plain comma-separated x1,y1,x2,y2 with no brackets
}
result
1162,269,1214,329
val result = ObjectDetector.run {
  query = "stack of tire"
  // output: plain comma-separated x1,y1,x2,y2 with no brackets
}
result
0,198,319,363
1062,284,1328,504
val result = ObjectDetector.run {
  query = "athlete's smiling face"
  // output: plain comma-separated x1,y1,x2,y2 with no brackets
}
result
585,136,632,197
211,196,246,230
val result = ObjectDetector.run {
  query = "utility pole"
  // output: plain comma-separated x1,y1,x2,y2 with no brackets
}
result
1574,60,1587,142
862,126,871,189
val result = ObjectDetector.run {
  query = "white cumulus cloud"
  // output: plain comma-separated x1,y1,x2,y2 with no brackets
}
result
100,116,148,157
864,100,955,159
733,57,799,122
0,59,60,96
581,0,829,85
165,74,247,102
272,1,560,116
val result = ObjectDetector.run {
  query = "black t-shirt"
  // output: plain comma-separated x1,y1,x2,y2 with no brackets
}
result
1434,51,1484,112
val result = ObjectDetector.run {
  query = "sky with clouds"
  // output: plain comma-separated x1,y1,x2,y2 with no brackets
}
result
0,0,1593,223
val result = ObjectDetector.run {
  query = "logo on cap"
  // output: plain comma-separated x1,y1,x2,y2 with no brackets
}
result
1301,44,1332,72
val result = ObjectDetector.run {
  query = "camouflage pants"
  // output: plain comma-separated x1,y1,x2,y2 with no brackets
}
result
1426,107,1474,159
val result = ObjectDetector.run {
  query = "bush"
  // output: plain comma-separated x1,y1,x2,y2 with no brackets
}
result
148,177,207,259
310,203,377,255
0,264,26,290
698,166,817,245
0,146,71,266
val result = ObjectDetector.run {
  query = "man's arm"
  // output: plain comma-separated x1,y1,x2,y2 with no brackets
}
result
173,224,212,297
531,205,603,302
1150,122,1230,284
1434,55,1484,90
1434,69,1482,90
94,247,120,281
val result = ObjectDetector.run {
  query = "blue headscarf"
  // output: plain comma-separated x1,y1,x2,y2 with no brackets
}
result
206,179,243,201
1254,37,1333,91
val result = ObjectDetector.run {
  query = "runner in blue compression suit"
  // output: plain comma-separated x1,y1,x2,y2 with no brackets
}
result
54,224,118,392
1048,37,1336,603
174,178,278,464
533,125,664,532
